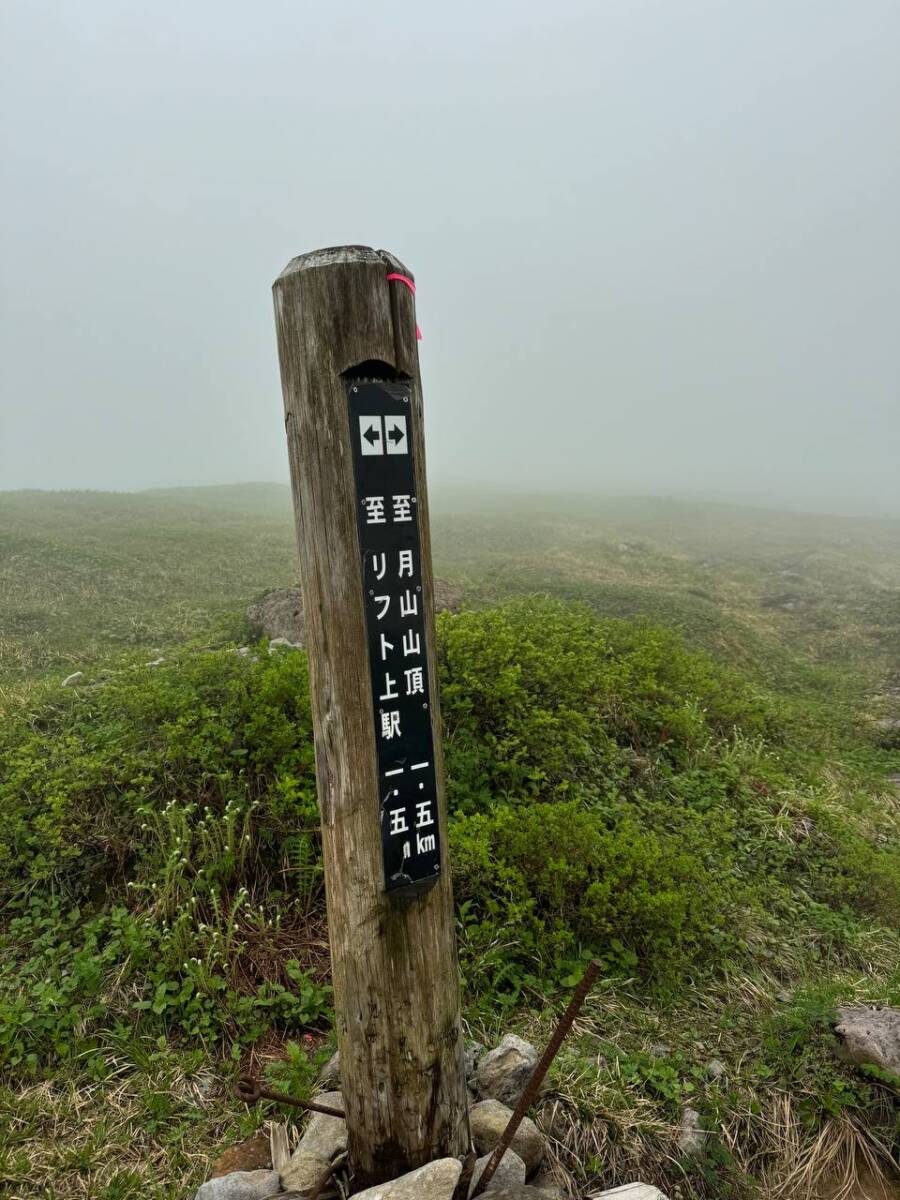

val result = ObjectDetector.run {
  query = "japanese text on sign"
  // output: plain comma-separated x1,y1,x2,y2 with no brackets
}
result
348,380,441,894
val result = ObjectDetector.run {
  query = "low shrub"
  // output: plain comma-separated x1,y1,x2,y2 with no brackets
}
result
1,598,897,1069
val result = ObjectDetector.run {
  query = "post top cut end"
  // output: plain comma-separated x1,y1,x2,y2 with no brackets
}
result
275,245,413,287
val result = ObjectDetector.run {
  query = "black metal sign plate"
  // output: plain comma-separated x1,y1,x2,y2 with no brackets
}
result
348,380,441,896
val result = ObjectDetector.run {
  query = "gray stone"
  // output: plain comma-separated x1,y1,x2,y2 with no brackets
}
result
480,1188,556,1199
194,1169,282,1200
318,1049,341,1090
705,1058,727,1080
528,1162,572,1196
291,1091,346,1161
433,578,465,613
474,1035,538,1106
280,1151,331,1194
648,1043,670,1060
469,1099,544,1173
268,636,302,652
349,1157,461,1199
247,588,306,645
62,671,83,687
834,1005,900,1077
464,1039,486,1079
677,1106,706,1156
525,1163,571,1198
587,1186,669,1199
469,1149,526,1197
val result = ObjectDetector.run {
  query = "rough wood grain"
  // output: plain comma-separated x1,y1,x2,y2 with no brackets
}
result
272,245,469,1186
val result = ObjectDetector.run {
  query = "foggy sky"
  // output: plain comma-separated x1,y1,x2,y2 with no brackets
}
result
1,0,898,516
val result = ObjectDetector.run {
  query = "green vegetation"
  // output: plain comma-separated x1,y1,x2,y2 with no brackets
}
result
1,487,898,1198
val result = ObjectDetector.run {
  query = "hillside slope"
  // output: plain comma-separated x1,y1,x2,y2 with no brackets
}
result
0,487,898,1198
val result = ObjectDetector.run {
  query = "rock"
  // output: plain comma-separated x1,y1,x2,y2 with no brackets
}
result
318,1049,341,1089
280,1150,332,1194
62,671,83,687
527,1163,573,1198
705,1058,727,1080
247,580,463,647
469,1099,544,1173
474,1035,538,1106
480,1188,556,1199
194,1169,281,1200
587,1186,669,1199
349,1156,461,1199
834,1005,900,1077
469,1149,526,1197
464,1040,486,1079
268,636,301,652
210,1134,272,1178
433,578,464,613
279,1088,345,1192
677,1106,706,1156
291,1090,346,1161
247,588,306,645
145,656,165,667
648,1043,670,1060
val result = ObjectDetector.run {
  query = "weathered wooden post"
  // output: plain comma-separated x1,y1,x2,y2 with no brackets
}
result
272,245,469,1186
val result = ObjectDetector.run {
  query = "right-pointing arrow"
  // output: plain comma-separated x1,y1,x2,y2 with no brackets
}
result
387,424,404,445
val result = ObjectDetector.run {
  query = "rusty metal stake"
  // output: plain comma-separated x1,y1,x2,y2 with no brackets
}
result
469,959,600,1198
236,1074,346,1118
452,1149,477,1200
308,1150,348,1200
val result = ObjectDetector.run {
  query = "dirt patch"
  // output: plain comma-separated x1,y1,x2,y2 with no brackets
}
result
209,1132,272,1177
817,1166,900,1200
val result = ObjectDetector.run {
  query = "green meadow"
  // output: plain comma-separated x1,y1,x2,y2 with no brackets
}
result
1,485,898,1199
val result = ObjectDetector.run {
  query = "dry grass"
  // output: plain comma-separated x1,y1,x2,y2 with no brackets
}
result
0,1059,242,1199
490,951,900,1200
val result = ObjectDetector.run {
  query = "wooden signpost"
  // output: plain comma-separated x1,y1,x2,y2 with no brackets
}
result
272,246,469,1186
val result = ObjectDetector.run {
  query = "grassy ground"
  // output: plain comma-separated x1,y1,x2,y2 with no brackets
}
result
1,485,898,1200
4,484,899,707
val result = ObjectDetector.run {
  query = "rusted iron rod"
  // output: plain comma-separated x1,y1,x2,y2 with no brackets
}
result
236,1074,346,1118
451,1149,477,1200
470,959,601,1197
308,1151,347,1200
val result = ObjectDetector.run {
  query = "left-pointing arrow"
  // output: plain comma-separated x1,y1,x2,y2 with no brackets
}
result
364,424,380,446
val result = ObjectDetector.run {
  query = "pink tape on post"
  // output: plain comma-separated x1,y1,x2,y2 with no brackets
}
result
385,272,423,340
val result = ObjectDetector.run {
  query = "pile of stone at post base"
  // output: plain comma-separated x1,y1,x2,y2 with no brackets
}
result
193,1034,669,1200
